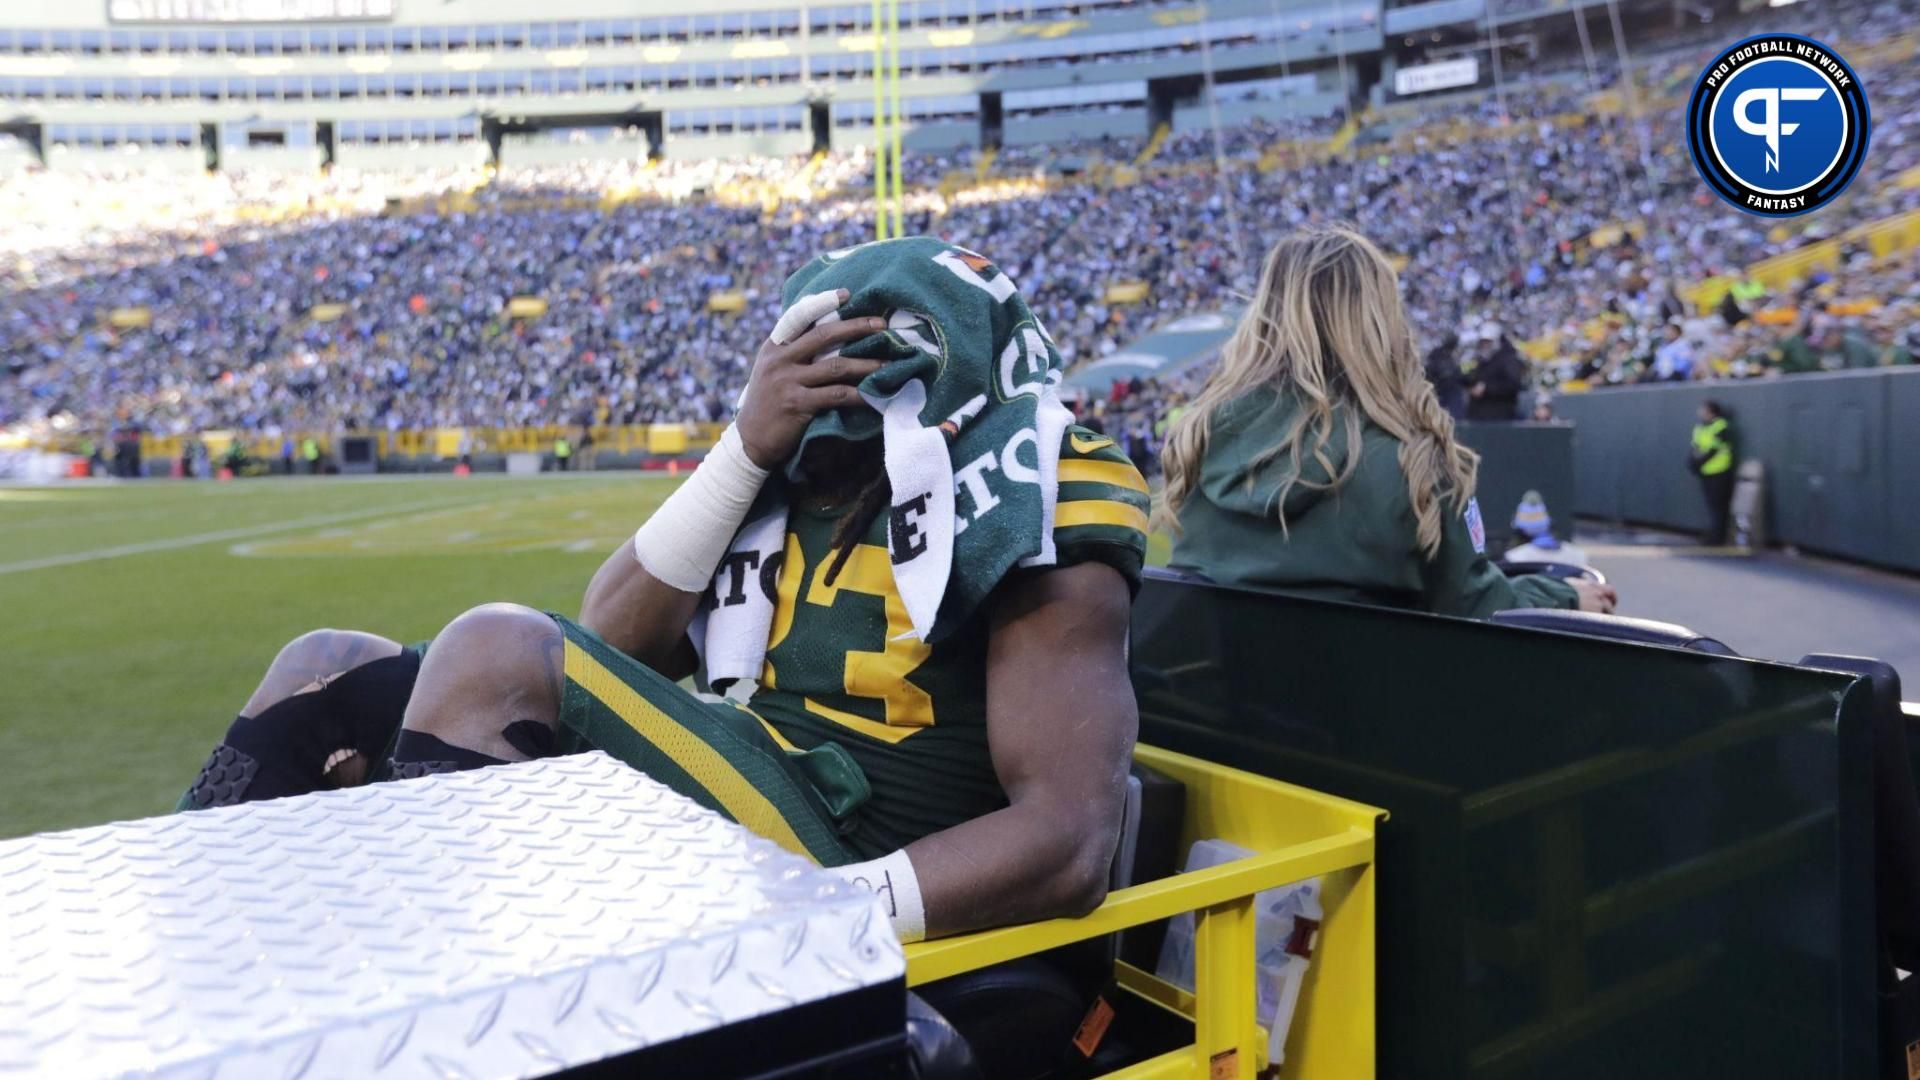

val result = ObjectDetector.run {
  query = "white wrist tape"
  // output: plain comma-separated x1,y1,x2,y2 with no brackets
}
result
632,424,769,593
771,289,844,346
830,849,927,943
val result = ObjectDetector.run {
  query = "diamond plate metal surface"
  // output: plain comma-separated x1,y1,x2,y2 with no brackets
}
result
0,751,903,1079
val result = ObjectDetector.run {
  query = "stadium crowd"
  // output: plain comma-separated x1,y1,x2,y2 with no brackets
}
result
1,1,1915,445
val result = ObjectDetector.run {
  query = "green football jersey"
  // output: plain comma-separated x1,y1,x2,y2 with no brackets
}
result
742,425,1148,858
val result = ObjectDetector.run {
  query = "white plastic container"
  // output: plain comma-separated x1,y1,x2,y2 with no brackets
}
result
1155,839,1324,1067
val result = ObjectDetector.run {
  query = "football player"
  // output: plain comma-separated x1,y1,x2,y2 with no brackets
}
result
183,258,1150,942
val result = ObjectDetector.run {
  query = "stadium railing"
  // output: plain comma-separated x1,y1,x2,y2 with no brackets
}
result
1684,207,1920,315
126,422,727,470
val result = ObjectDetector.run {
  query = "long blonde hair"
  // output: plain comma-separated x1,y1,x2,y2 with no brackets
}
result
1157,225,1477,558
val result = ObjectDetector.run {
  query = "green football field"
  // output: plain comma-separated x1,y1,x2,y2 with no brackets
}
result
0,472,1172,839
0,473,677,839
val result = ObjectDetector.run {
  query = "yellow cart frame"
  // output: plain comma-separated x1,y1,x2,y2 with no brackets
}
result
906,744,1385,1079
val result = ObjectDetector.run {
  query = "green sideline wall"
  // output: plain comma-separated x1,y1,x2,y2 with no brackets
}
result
1553,368,1920,573
1456,422,1577,556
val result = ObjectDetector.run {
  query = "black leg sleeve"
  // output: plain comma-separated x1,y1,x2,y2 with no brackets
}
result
178,649,423,811
387,729,508,779
182,697,347,809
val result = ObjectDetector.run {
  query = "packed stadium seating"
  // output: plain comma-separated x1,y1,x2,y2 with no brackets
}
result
0,0,1915,453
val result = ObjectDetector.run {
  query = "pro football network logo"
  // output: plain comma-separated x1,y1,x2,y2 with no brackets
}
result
1685,34,1870,217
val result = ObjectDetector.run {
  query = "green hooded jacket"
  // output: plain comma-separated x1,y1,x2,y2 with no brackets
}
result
1770,335,1820,374
1838,332,1879,370
1168,388,1578,618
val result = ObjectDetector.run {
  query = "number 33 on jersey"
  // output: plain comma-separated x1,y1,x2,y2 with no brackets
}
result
745,424,1148,746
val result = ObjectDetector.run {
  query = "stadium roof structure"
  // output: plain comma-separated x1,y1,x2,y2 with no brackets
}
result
1064,309,1239,393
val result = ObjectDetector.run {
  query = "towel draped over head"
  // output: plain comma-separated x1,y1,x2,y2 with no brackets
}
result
698,236,1073,688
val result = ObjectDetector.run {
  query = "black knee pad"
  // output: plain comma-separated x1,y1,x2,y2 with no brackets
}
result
184,649,424,809
184,703,330,809
326,649,424,746
184,744,262,809
387,729,506,780
387,758,463,781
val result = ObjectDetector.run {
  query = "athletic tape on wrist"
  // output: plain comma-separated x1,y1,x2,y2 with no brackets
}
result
632,424,769,593
830,849,927,943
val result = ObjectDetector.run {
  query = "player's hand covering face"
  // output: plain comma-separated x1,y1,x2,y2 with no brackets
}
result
735,289,888,471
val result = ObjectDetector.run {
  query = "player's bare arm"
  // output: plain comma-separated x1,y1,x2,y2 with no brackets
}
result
906,560,1138,936
577,294,884,675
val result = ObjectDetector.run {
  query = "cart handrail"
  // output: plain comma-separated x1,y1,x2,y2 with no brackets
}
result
904,744,1386,1079
904,827,1375,985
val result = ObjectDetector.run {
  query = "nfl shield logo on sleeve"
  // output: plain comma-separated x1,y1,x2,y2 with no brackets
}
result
1466,498,1487,554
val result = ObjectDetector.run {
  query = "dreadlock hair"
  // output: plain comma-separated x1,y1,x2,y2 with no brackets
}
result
822,469,891,587
795,435,893,589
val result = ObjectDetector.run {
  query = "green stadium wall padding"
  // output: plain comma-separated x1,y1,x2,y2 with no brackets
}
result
1456,422,1577,557
1553,369,1920,573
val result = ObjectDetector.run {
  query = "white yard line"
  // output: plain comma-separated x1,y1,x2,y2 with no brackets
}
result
0,496,496,576
2,473,663,533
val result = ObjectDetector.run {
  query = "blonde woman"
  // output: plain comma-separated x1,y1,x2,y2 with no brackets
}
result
1159,226,1616,618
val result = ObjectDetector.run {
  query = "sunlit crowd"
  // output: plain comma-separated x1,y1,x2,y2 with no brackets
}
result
1,0,1915,444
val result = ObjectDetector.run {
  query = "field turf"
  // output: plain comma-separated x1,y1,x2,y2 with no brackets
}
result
0,473,677,838
0,472,1172,839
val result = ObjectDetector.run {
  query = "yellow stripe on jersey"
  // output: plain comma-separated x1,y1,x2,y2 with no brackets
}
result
734,702,799,752
1056,498,1150,533
564,639,812,858
1059,457,1149,494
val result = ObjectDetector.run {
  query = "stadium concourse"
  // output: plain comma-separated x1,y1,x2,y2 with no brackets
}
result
2,3,1917,453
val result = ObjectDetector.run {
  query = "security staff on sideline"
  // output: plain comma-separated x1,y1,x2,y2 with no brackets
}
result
301,437,322,475
1690,400,1737,546
1161,226,1616,618
553,434,572,472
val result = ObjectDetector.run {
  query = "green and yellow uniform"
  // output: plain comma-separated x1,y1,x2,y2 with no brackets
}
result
1769,335,1820,374
554,425,1148,865
1169,387,1576,618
